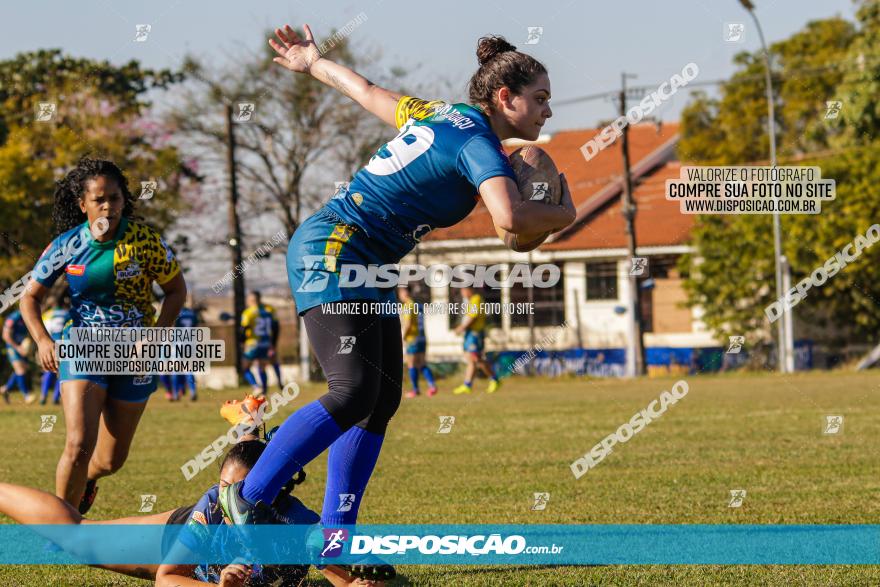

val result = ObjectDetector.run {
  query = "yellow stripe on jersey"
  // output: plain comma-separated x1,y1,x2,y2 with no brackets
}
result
394,96,446,130
322,224,355,273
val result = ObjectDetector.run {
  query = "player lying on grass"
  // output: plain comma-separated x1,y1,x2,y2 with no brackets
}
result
0,404,381,586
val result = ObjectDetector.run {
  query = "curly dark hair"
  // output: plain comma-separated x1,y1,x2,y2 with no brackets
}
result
467,35,548,113
52,158,136,235
219,438,307,500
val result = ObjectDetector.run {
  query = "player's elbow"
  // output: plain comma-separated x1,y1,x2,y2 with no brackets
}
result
492,209,519,233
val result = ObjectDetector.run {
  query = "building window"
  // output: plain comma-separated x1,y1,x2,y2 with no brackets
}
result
510,263,565,327
586,261,618,301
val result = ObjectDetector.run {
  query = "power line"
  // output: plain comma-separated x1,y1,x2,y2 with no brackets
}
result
554,53,876,107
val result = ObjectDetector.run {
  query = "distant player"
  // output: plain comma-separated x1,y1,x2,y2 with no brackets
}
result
172,305,199,401
453,286,501,394
18,158,187,514
39,292,72,405
2,308,35,404
397,287,437,398
241,291,277,395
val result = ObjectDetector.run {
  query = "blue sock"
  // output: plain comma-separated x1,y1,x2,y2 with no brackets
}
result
408,366,419,391
159,374,173,393
421,366,436,388
53,380,61,404
40,372,55,401
173,375,185,399
14,374,29,396
464,380,473,388
243,369,258,388
4,373,14,389
187,374,197,397
321,426,385,526
241,400,343,504
257,368,268,395
272,363,283,388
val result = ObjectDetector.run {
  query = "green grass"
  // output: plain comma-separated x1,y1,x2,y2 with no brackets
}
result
0,370,878,585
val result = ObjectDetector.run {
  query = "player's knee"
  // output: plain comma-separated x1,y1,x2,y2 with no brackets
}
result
91,451,129,476
62,437,94,465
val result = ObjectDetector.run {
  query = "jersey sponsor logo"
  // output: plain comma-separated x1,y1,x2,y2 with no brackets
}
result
66,264,85,276
432,103,476,130
132,375,153,386
78,301,145,327
117,262,142,280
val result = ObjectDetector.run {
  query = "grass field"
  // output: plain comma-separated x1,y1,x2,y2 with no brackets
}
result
0,370,878,586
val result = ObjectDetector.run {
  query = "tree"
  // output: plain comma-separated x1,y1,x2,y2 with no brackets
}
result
168,29,401,246
0,49,196,283
678,7,880,354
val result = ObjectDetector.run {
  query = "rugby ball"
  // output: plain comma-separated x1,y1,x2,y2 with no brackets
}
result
495,146,562,252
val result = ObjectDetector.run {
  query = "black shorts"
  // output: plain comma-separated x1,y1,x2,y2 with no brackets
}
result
160,504,195,557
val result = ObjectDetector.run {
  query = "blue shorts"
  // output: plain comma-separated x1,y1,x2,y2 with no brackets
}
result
5,345,25,364
58,325,157,402
406,338,426,355
288,208,397,316
463,331,485,354
244,343,271,361
59,362,158,402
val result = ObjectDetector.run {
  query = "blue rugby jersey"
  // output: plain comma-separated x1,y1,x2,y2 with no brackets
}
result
324,96,516,261
31,218,180,328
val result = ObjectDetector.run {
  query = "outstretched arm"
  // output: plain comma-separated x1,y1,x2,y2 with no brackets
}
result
269,24,402,128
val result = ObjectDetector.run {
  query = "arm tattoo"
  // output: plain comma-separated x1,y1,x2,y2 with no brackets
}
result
326,72,352,98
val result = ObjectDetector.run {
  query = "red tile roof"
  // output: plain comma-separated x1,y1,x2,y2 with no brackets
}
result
424,122,693,251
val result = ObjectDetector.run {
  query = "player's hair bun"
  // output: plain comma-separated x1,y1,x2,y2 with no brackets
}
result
476,35,517,66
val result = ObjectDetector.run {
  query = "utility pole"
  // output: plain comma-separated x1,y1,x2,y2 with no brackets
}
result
225,104,246,381
619,73,646,376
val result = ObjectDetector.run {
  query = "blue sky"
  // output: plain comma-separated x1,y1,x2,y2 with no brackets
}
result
1,0,858,133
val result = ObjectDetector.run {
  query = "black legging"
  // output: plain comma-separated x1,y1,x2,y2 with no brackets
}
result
302,301,402,435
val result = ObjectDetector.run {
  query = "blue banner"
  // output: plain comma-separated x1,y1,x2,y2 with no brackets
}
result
0,524,877,565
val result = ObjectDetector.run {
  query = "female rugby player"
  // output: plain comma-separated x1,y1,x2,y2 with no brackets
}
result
218,25,575,570
0,439,377,586
18,158,187,514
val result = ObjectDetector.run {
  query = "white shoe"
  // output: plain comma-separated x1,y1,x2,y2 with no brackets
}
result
24,394,36,405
